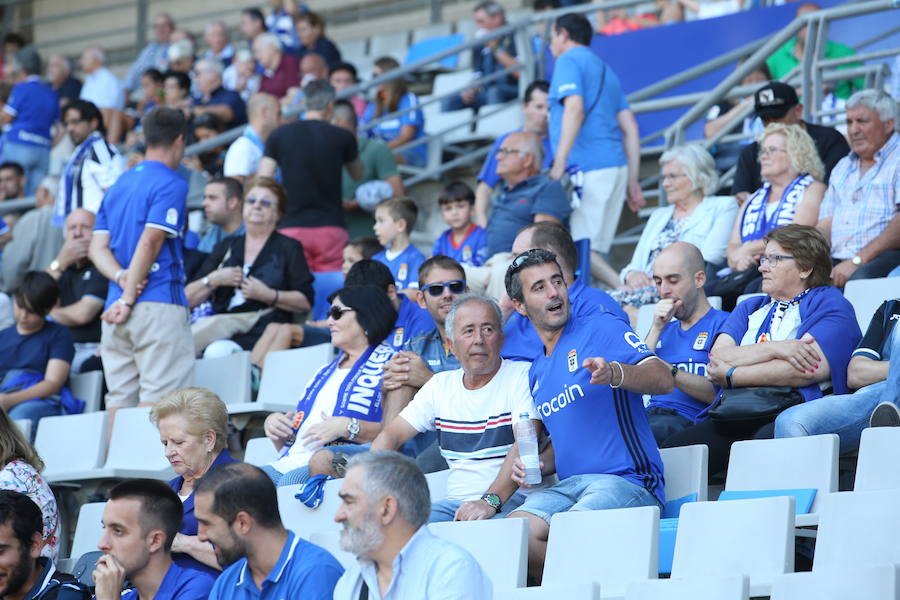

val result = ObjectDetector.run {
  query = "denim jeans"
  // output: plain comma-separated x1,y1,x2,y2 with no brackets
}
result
429,491,527,523
775,324,900,454
1,141,50,197
441,82,519,112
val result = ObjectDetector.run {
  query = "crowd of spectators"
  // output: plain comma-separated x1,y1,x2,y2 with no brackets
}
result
0,0,897,598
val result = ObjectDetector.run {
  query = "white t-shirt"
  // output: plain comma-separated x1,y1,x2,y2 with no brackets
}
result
269,366,349,473
80,67,125,110
223,134,263,178
400,359,537,501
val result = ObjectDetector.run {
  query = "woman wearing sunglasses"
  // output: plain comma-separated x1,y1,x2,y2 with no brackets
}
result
261,285,397,486
185,177,314,357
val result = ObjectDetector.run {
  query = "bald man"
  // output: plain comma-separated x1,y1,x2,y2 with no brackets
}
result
223,93,280,183
644,242,731,445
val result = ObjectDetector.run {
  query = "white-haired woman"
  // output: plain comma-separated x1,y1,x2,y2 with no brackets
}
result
610,143,738,312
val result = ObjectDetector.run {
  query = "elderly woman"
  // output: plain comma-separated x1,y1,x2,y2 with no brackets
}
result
360,57,427,167
261,285,397,486
0,409,59,558
713,123,826,300
610,143,738,313
150,386,235,574
186,177,314,357
663,224,860,475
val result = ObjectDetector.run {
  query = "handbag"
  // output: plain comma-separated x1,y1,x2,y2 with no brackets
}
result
708,386,803,436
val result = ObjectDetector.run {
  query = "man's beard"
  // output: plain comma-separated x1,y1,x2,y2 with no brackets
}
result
213,530,250,568
339,513,385,559
0,548,34,597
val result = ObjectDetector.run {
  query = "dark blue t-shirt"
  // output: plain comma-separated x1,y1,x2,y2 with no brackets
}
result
4,77,59,147
196,86,247,126
649,307,730,422
95,160,188,308
486,175,571,257
529,313,665,505
0,322,74,381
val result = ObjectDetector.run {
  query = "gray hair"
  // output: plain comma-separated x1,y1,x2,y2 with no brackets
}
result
37,175,59,199
254,33,282,53
303,79,335,112
659,143,719,196
347,451,430,529
167,39,194,62
474,1,506,18
205,20,227,36
521,133,544,168
83,46,105,65
846,89,898,126
445,293,503,343
12,46,41,76
195,58,224,77
234,48,254,64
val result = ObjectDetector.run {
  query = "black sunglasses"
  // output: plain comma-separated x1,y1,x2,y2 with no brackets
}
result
423,280,465,297
508,248,557,275
328,306,355,320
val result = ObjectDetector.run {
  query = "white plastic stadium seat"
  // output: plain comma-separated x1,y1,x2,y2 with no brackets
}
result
369,31,409,62
844,277,897,333
771,565,899,600
309,530,357,570
495,583,602,600
255,344,334,414
278,477,346,537
660,444,709,502
35,411,108,482
99,406,174,479
337,37,367,58
243,437,279,467
635,304,657,340
813,490,900,572
474,101,523,139
855,427,900,491
13,419,30,441
69,502,106,560
671,497,795,597
626,574,749,600
724,435,838,526
69,371,104,413
736,292,765,305
413,22,453,43
707,296,723,310
429,518,528,588
424,469,450,502
543,506,660,598
193,351,252,407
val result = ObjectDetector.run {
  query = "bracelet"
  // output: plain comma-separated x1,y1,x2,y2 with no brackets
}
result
114,269,125,285
609,361,626,389
272,289,279,306
117,298,134,308
725,366,736,389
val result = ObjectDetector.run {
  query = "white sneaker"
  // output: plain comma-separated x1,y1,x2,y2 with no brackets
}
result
869,402,900,428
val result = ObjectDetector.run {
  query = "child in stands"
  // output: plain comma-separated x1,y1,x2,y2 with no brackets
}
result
341,236,383,276
372,197,425,292
431,181,488,267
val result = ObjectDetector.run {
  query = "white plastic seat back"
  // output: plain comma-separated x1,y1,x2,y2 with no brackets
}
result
672,497,795,597
635,304,657,340
855,427,900,491
425,469,450,502
243,437,279,467
429,518,528,589
69,502,106,560
193,351,252,406
626,574,749,600
844,277,896,332
370,31,409,62
495,583,602,600
258,344,334,410
707,296,723,310
35,411,108,481
660,444,709,502
70,371,104,413
736,292,766,306
102,407,172,476
412,23,453,43
13,419,31,440
813,489,900,572
338,38,367,58
543,505,660,598
771,564,899,599
278,477,346,537
309,530,357,571
474,101,523,139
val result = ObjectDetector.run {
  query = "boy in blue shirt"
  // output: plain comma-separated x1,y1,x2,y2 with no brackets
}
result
431,181,488,267
372,197,425,293
645,242,730,445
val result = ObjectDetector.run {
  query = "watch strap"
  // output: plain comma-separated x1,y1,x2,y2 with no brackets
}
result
481,493,502,513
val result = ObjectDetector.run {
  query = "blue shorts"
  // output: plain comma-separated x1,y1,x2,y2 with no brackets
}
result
513,474,660,525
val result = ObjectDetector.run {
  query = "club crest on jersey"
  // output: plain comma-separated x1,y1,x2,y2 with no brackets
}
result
397,263,408,283
393,327,404,347
693,332,709,350
462,246,472,261
567,349,578,372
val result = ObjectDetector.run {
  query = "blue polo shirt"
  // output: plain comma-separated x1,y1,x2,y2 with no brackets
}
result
502,279,627,362
3,76,58,147
196,86,247,126
388,295,433,350
431,224,489,267
549,46,628,172
209,531,342,600
361,93,426,166
95,160,189,308
121,560,215,600
529,313,665,505
404,327,459,373
477,131,554,188
648,307,730,422
373,244,426,290
485,175,570,258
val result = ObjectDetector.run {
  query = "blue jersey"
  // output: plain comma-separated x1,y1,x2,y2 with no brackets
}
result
431,224,489,267
361,93,426,167
502,279,628,362
649,307,730,422
95,160,188,308
373,244,426,290
121,561,215,600
477,131,554,188
3,77,58,147
388,295,433,350
549,46,628,172
529,313,665,504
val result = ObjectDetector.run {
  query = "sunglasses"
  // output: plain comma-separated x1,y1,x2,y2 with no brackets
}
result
328,306,355,320
423,280,465,297
245,197,274,208
508,248,557,276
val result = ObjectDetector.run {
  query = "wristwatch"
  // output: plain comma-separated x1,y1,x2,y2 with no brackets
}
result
346,418,360,441
49,259,61,273
851,255,863,266
481,493,502,513
202,275,212,288
670,364,679,379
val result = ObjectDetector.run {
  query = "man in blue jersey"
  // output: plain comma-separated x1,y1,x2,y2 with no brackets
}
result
645,242,730,445
504,249,672,579
547,13,644,282
196,463,343,600
89,107,195,414
93,479,214,600
501,221,627,362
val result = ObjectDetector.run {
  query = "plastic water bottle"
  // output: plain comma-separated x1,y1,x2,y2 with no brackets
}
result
514,412,542,485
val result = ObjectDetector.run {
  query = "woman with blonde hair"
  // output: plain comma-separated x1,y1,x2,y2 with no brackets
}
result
0,409,59,558
150,386,236,574
360,56,427,166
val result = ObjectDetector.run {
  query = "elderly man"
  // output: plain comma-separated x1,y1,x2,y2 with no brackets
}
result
202,20,234,67
192,59,246,128
79,46,125,143
817,89,900,286
332,451,492,599
45,54,81,108
373,293,539,522
223,93,279,184
254,32,299,100
122,13,174,94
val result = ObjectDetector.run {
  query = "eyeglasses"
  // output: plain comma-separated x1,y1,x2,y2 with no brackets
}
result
245,197,274,208
757,146,787,160
759,254,795,267
328,306,355,320
497,147,529,158
423,280,465,297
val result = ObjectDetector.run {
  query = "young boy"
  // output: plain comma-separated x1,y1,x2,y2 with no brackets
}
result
372,197,426,291
342,236,383,275
431,181,488,267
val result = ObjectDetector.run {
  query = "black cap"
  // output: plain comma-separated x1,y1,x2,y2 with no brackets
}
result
754,81,799,120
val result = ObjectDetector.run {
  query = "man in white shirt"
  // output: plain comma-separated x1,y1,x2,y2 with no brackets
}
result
223,92,279,184
79,46,125,142
372,293,540,522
